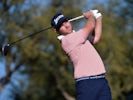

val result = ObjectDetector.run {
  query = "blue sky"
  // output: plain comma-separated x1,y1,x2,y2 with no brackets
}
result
0,61,28,100
0,62,6,79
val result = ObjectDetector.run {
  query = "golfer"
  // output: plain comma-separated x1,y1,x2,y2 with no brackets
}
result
51,10,112,100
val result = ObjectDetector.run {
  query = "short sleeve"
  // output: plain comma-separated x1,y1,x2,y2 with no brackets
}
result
61,29,87,54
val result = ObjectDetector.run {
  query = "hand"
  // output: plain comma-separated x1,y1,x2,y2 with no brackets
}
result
83,11,94,19
90,9,102,19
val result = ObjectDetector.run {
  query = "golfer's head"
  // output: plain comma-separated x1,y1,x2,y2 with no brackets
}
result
51,13,73,35
51,13,68,31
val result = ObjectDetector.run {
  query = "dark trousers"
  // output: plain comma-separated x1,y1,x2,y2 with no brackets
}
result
76,78,112,100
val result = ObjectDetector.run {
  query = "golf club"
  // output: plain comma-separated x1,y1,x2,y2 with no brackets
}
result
1,15,84,56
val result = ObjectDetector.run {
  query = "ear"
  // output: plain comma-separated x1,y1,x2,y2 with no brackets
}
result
54,29,57,32
52,28,57,33
54,29,58,34
54,29,61,35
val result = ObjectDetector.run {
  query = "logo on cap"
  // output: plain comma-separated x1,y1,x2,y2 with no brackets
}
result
54,15,64,25
51,13,68,31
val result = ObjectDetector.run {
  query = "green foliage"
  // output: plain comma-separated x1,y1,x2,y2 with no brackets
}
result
95,1,133,100
0,0,133,100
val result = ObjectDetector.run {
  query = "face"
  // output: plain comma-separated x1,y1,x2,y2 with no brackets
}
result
58,21,73,35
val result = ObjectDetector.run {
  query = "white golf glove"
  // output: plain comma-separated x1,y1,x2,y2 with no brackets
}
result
90,9,102,19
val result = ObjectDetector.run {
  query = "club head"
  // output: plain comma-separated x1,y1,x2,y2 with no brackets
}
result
1,44,11,56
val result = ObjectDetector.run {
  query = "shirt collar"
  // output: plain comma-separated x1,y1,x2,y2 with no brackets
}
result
57,35,65,40
57,30,75,41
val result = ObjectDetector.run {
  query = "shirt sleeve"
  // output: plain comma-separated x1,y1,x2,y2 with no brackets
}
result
61,29,87,54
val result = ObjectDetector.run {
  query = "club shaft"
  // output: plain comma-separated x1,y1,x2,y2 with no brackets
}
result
10,26,52,45
9,15,84,45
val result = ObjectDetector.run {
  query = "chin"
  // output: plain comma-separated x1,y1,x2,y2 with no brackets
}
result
69,29,73,33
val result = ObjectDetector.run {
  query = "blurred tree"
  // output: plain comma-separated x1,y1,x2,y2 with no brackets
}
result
0,0,83,100
0,0,133,100
94,0,133,100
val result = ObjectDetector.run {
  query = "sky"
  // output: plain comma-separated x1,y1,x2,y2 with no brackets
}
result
0,62,6,79
0,61,28,100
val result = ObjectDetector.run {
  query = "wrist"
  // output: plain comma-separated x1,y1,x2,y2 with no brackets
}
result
83,11,94,19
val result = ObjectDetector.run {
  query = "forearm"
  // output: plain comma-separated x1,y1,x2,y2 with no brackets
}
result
85,15,96,32
93,17,102,44
82,12,96,37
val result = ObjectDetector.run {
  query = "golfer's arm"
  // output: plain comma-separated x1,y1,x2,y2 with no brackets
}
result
82,15,96,37
93,17,102,44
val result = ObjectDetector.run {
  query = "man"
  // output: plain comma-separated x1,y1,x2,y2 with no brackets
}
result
51,10,112,100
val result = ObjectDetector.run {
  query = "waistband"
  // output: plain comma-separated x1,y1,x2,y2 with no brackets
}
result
75,74,105,82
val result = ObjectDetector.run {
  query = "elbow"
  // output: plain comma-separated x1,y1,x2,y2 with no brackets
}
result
93,37,100,44
93,31,102,44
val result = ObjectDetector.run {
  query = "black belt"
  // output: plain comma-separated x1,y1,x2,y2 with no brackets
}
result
76,74,105,82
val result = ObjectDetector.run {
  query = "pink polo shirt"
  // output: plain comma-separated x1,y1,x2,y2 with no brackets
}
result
61,29,106,79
